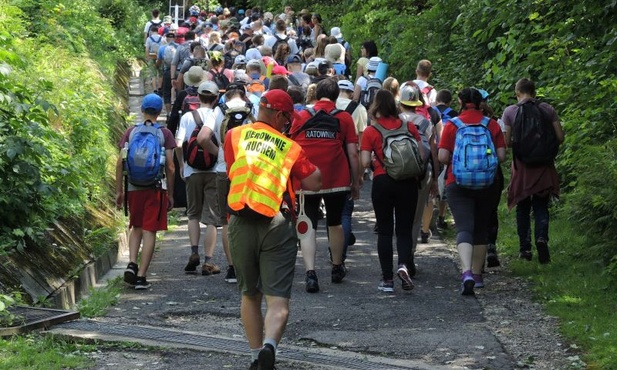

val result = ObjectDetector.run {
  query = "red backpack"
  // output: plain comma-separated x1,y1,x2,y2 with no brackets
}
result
183,111,218,170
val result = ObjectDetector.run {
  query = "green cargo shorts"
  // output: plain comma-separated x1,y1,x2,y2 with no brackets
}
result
228,212,298,298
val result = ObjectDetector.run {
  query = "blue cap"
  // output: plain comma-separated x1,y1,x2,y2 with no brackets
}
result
141,93,163,112
238,9,245,15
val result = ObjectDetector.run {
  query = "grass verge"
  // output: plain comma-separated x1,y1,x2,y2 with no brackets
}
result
0,334,95,369
486,199,617,369
77,276,123,318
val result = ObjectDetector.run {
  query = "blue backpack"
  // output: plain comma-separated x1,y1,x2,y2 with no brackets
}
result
450,117,498,189
439,106,454,124
126,121,165,187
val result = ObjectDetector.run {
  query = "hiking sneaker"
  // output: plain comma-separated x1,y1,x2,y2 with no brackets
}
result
224,265,237,283
331,264,346,283
437,216,448,229
473,273,485,289
397,265,414,291
258,343,276,370
461,270,475,295
420,230,432,243
202,262,221,276
184,253,200,273
536,239,551,264
124,262,138,285
134,276,151,290
378,279,394,293
519,250,533,261
486,244,501,267
249,360,258,370
305,270,319,293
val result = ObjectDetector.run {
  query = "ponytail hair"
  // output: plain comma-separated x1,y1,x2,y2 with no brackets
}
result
458,88,482,110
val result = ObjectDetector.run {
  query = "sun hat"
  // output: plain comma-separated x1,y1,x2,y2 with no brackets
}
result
141,93,163,112
324,43,344,64
330,27,343,41
197,81,219,95
399,82,423,107
184,66,207,87
259,90,300,120
163,15,172,24
337,80,354,92
366,57,382,72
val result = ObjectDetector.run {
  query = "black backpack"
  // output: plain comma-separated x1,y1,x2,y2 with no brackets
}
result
511,100,559,166
219,102,255,143
293,107,342,138
209,69,230,95
272,34,289,55
183,110,218,170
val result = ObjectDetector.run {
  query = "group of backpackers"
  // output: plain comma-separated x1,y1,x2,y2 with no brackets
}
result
117,5,565,369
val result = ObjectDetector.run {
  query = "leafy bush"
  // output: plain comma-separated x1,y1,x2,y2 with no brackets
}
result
0,0,147,256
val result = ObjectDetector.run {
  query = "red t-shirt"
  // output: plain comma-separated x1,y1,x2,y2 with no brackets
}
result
290,100,358,191
223,122,316,182
360,116,422,178
438,109,506,186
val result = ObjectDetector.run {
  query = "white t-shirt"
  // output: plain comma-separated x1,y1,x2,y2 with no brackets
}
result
176,107,217,177
413,79,437,106
143,19,162,35
336,97,368,135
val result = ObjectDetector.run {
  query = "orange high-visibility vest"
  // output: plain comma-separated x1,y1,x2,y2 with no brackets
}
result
227,122,302,217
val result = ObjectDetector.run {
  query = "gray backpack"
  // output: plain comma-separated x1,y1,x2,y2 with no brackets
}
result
373,121,425,180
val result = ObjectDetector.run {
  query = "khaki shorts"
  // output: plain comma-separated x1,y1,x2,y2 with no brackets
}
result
185,172,221,226
216,172,230,226
228,212,298,298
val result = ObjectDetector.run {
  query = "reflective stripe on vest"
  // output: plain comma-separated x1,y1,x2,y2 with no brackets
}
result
227,123,301,217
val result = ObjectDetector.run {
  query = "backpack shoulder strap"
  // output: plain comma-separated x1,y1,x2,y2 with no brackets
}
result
345,101,359,115
305,107,316,116
288,74,300,86
450,117,464,129
191,110,204,128
480,116,491,127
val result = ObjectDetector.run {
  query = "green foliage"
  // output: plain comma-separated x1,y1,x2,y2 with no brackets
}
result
0,0,148,255
0,293,20,326
0,334,94,369
77,277,122,318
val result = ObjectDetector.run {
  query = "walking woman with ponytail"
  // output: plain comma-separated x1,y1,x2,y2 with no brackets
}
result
437,88,506,295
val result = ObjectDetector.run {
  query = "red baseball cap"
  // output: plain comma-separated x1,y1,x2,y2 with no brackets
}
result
272,65,291,75
259,90,300,121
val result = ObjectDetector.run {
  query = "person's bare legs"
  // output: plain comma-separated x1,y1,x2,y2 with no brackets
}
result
421,198,434,234
457,242,473,272
300,229,317,271
188,218,201,246
241,293,264,350
137,230,156,276
327,225,344,265
221,225,232,265
203,224,217,258
472,244,487,275
128,227,143,264
263,295,290,344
